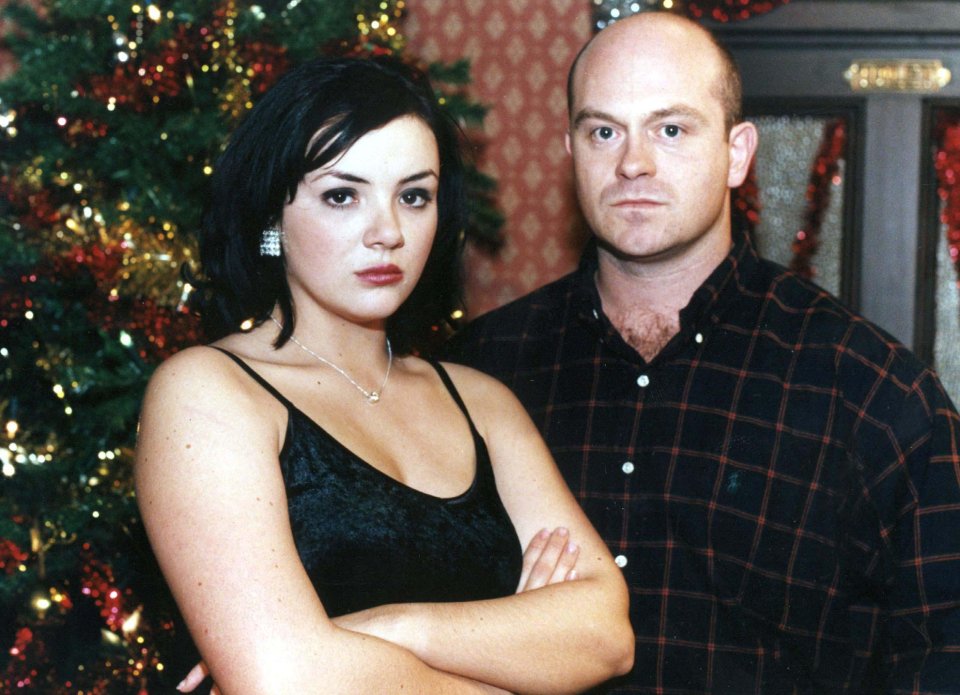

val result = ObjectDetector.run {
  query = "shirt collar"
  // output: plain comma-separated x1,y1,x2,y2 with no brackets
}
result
572,228,761,357
681,226,760,330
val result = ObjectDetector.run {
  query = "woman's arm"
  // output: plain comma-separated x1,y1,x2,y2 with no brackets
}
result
331,364,635,694
177,525,579,693
135,348,509,695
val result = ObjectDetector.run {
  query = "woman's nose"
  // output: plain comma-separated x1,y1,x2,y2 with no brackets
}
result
363,203,405,249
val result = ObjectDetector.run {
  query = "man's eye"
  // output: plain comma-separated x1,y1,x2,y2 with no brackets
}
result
593,126,616,140
662,124,682,138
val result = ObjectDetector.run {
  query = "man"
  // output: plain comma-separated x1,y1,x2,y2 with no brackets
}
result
450,11,960,693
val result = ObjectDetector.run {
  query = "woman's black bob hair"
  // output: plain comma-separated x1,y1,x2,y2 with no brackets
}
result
194,54,466,355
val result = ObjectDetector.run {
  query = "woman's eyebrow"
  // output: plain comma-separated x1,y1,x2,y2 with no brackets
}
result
313,170,367,184
308,169,438,185
400,169,439,184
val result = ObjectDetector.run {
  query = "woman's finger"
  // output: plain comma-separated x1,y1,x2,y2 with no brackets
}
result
176,661,210,692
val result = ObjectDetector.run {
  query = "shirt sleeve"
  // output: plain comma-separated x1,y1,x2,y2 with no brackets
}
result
866,369,960,694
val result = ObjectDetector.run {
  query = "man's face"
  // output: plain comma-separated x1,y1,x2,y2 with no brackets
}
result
566,19,749,266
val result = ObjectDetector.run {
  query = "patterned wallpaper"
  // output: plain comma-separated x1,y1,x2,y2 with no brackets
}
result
404,0,593,317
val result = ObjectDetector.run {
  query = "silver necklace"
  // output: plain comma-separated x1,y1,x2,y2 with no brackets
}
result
271,317,392,403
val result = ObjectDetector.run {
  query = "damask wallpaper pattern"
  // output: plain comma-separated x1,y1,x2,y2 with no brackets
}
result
405,0,592,317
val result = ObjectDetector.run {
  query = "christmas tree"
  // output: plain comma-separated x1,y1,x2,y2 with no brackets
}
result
0,1,501,691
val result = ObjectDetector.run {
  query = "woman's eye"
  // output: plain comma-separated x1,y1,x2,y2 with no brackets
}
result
401,188,433,208
323,189,356,207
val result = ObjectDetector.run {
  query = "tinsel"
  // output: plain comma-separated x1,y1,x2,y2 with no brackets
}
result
732,164,761,238
687,0,790,22
933,113,960,311
593,0,790,29
790,119,846,279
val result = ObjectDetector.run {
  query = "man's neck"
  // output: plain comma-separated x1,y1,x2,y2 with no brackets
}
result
595,231,731,361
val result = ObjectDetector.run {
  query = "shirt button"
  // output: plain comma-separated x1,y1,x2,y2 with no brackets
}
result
637,374,650,388
614,554,628,568
622,461,635,474
695,332,704,344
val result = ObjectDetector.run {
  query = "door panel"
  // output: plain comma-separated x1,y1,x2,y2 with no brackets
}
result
714,0,960,402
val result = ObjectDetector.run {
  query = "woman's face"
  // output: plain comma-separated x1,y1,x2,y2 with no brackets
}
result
280,115,440,329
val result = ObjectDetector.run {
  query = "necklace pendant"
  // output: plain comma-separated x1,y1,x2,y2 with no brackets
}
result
272,317,391,404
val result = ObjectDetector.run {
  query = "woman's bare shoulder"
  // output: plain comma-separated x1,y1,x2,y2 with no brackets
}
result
435,361,515,397
433,360,527,427
149,344,233,381
143,343,275,421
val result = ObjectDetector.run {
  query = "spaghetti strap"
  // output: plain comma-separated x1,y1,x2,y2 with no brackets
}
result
209,346,297,411
428,360,482,436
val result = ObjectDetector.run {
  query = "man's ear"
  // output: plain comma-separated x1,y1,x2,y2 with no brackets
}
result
727,121,758,188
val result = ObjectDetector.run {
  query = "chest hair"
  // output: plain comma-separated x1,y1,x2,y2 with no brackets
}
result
608,307,680,362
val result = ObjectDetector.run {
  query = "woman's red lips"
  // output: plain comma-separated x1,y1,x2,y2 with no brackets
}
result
356,264,403,285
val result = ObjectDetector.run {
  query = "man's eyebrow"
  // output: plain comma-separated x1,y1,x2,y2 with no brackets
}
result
572,105,709,130
645,105,708,125
572,109,622,129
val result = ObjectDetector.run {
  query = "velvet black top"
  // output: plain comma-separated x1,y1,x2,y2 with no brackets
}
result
215,349,523,617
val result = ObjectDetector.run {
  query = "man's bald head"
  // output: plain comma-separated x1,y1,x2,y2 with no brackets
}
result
567,12,743,134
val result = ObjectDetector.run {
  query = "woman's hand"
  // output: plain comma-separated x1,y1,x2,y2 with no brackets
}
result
330,526,583,644
176,662,215,694
516,526,580,592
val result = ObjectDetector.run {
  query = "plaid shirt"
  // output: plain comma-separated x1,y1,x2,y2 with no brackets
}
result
448,232,960,694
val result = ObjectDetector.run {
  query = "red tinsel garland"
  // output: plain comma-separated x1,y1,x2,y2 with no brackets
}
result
932,114,960,310
1,625,45,691
54,244,202,361
79,24,288,113
790,119,846,280
0,538,30,573
732,163,761,238
2,243,201,362
686,0,790,22
0,174,61,230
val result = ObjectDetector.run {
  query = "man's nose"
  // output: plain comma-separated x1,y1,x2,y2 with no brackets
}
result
616,135,656,179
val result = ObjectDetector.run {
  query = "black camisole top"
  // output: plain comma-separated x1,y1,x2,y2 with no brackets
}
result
214,350,523,617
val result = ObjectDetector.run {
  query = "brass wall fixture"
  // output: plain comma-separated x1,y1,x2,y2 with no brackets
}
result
845,59,952,93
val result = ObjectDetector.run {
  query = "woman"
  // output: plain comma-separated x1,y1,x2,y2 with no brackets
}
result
135,55,633,694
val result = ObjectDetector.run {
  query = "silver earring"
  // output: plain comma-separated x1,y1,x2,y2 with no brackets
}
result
260,226,281,257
